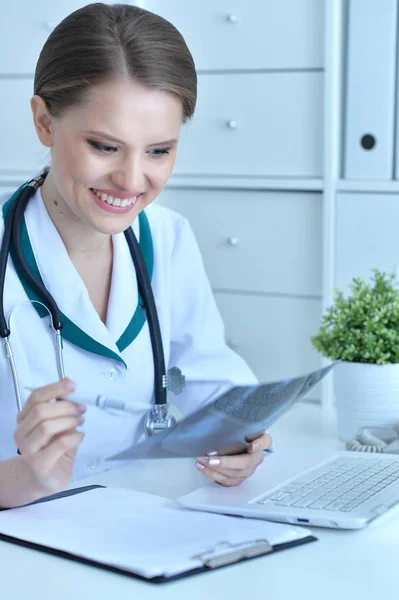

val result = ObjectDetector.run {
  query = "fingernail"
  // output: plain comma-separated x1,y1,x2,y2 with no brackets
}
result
195,462,205,471
65,379,76,391
206,449,218,456
208,458,221,467
250,442,261,452
77,404,87,414
197,456,209,465
78,416,85,425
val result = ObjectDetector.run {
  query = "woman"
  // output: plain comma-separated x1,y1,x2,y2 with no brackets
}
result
0,3,271,508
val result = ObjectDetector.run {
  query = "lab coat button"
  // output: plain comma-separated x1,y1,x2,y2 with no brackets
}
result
105,367,119,381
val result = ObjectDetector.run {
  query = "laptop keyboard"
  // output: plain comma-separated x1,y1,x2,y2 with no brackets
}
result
256,457,399,512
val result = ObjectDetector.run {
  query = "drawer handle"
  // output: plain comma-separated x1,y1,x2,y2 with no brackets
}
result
226,14,239,23
226,120,238,129
44,20,57,31
227,236,239,246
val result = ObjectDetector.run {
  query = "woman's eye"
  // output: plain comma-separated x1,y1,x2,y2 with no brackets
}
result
88,140,117,154
149,148,170,158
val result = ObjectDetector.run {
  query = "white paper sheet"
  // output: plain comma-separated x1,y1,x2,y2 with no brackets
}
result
0,487,311,578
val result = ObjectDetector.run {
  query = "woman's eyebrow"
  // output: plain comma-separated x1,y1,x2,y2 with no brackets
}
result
84,130,178,146
147,139,178,147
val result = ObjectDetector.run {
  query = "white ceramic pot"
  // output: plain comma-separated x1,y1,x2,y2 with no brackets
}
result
334,361,399,441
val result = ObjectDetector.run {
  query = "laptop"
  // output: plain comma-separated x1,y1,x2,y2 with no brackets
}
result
178,451,399,529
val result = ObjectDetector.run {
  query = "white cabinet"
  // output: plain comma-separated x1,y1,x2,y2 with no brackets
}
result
153,1,325,394
158,187,322,391
157,189,322,296
336,193,399,291
143,0,324,70
214,292,322,394
175,72,324,177
0,1,138,74
0,80,46,173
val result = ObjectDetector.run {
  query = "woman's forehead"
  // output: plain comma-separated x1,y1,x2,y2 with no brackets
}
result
62,79,183,139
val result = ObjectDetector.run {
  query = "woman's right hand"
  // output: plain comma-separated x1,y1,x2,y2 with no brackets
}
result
13,378,86,495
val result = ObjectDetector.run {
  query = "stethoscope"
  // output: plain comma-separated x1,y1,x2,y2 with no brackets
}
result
0,170,185,437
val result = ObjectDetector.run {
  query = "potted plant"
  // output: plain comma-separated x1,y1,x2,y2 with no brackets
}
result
311,269,399,441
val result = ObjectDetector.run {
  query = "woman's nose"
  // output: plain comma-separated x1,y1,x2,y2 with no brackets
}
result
111,159,145,194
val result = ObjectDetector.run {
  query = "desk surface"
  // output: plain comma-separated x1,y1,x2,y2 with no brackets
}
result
1,403,397,600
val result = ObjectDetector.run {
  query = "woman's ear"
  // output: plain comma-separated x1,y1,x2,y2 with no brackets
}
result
30,95,54,147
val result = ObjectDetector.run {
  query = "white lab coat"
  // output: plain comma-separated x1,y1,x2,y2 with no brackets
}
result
0,182,257,479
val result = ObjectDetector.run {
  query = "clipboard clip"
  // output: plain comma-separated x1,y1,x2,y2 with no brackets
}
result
192,539,273,569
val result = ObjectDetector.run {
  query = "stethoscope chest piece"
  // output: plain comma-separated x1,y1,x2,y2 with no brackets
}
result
144,367,185,436
145,404,177,437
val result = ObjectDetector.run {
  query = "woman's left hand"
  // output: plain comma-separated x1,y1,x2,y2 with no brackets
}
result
195,432,272,487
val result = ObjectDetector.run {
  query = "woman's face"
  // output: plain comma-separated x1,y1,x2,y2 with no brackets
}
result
31,78,183,235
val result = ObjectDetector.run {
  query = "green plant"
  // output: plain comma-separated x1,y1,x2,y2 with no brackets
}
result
311,269,399,364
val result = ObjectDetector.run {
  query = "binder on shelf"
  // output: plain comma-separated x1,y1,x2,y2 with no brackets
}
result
0,485,316,583
394,24,399,179
344,0,397,180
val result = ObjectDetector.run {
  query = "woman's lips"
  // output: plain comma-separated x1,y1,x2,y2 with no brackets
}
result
89,188,141,214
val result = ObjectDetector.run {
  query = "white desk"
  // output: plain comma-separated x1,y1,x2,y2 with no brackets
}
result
1,403,397,600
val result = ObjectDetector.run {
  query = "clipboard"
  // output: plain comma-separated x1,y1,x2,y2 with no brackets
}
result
0,486,317,583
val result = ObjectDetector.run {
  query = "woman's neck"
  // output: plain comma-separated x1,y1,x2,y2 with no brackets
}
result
40,174,111,260
39,173,114,323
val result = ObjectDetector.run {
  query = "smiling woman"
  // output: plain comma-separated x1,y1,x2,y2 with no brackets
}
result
31,78,183,234
0,3,271,510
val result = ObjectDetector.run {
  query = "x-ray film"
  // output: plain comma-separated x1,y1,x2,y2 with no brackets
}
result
108,362,338,460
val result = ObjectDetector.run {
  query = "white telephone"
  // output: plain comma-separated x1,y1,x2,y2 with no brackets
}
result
346,424,399,453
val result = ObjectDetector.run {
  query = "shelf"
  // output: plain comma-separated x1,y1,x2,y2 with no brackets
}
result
0,173,325,193
167,175,324,191
337,180,399,194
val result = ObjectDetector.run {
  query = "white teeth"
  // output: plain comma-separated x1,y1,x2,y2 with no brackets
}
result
91,188,137,208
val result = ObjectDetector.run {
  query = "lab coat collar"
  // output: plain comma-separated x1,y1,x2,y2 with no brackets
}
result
2,183,154,367
109,205,154,354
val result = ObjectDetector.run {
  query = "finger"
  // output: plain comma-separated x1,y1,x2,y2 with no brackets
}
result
197,456,263,480
17,378,76,424
204,456,264,479
195,452,263,483
16,415,85,456
40,430,84,471
30,431,85,491
16,400,86,441
197,451,265,473
247,432,273,454
195,463,247,487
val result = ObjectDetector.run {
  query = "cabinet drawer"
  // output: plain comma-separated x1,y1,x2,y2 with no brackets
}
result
174,72,323,177
215,292,322,398
0,73,323,179
336,193,399,291
0,80,47,173
143,0,324,70
157,189,322,296
0,1,130,74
